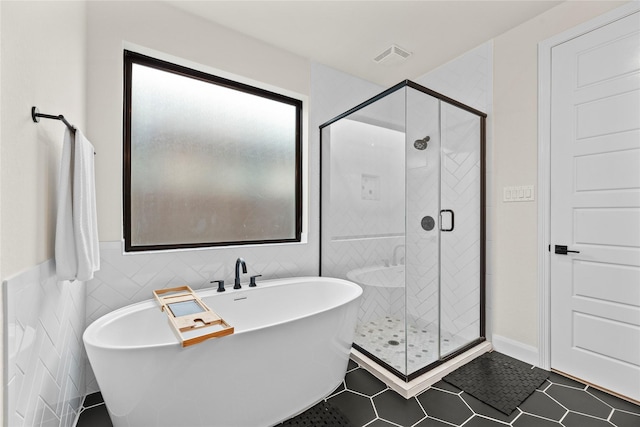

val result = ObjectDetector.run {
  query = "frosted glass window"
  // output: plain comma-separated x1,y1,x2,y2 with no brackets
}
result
123,51,302,251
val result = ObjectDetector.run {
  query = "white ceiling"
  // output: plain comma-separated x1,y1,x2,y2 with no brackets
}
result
166,1,563,86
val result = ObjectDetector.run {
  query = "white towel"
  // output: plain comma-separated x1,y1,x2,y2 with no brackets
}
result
73,129,100,280
55,128,100,281
55,128,76,280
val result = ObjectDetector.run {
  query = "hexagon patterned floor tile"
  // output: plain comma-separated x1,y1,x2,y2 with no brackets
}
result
417,388,474,425
77,357,640,427
372,390,425,426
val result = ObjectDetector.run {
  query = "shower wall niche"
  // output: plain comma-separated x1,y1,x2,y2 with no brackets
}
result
320,80,486,380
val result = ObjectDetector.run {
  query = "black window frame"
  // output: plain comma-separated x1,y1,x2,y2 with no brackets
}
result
123,50,303,252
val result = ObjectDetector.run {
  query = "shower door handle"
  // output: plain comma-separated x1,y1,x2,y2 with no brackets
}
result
440,209,454,232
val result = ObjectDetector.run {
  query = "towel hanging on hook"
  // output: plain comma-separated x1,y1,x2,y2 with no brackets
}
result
32,106,95,154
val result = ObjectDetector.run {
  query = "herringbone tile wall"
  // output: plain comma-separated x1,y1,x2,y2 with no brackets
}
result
4,261,86,427
405,88,441,344
439,104,482,351
417,42,493,350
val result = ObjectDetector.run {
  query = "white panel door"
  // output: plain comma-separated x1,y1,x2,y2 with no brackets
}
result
550,11,640,401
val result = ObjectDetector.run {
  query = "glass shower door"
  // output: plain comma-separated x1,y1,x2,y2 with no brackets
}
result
404,88,441,374
438,103,483,357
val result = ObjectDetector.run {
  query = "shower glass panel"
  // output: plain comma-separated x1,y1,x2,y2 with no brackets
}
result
320,89,408,373
404,87,441,372
439,103,483,358
320,81,486,380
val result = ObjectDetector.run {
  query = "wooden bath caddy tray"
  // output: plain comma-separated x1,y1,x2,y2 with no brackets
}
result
153,286,234,347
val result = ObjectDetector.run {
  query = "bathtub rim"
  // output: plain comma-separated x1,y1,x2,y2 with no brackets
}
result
346,264,405,288
83,276,362,351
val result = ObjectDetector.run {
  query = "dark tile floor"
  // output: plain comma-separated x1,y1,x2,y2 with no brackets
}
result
77,358,640,427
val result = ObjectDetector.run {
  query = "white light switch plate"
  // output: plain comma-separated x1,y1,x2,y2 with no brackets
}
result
503,185,534,202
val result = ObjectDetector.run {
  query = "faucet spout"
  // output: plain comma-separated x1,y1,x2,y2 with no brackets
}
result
234,258,247,289
392,244,405,266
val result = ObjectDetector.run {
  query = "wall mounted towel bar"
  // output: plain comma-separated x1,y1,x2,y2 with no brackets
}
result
32,106,95,154
31,106,75,131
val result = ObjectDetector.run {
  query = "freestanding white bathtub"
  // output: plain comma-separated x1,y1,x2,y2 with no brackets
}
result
83,277,362,427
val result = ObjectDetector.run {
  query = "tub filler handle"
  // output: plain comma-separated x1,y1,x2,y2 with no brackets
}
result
249,275,262,287
153,285,234,347
211,279,225,292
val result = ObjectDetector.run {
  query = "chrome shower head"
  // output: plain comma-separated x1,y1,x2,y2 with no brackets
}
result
413,136,430,150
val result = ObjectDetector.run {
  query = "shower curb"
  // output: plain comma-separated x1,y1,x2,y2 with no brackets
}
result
351,341,493,398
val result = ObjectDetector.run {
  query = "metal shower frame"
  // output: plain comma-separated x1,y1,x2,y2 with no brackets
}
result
319,79,487,382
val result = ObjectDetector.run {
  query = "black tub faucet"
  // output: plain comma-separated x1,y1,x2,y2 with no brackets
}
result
234,258,247,289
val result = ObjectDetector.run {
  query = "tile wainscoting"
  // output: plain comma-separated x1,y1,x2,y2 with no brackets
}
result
4,260,86,427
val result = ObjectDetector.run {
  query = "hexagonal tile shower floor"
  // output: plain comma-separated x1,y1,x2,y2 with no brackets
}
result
354,316,468,373
77,358,640,427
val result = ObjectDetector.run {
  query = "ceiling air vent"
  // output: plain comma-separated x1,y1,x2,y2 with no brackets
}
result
373,44,412,65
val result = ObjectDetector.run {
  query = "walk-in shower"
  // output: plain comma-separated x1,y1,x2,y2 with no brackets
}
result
320,80,486,381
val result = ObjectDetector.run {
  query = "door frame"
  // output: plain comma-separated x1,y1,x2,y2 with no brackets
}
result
537,2,640,371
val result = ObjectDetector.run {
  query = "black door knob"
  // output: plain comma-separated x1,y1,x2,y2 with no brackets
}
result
554,245,580,255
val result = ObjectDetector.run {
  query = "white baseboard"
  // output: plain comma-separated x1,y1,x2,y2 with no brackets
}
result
491,334,539,367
